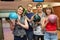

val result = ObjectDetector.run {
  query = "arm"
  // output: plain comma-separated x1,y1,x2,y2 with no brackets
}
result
31,15,35,21
26,16,31,22
41,17,48,29
26,15,34,22
10,20,15,31
17,18,29,29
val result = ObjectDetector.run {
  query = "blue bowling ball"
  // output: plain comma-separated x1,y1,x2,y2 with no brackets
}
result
9,12,18,20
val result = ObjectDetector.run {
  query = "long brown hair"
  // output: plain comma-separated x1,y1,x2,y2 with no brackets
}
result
16,5,24,16
44,6,54,16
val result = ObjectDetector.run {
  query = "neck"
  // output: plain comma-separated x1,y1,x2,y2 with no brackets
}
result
47,13,51,16
38,11,42,13
27,10,31,12
38,11,43,15
18,14,22,17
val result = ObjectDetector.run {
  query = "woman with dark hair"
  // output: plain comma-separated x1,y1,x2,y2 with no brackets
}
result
42,7,59,40
33,3,46,40
9,5,29,40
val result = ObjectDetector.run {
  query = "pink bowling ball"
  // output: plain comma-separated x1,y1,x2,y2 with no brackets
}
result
48,14,57,23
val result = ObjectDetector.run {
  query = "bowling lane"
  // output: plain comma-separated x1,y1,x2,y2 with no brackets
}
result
2,20,14,40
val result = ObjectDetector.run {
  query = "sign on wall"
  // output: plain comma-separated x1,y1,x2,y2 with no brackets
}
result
33,0,44,2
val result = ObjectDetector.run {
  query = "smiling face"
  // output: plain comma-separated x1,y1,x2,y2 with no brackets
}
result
27,4,32,12
36,3,43,13
46,8,52,15
37,5,43,13
17,6,23,15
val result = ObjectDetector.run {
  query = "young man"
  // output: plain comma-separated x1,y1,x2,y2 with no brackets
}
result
25,3,34,40
33,3,46,40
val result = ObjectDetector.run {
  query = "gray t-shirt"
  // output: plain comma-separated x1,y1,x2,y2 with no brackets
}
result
33,12,46,35
13,15,26,37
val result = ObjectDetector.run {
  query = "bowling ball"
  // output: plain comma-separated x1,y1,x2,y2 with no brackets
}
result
48,14,57,23
33,14,41,22
9,12,18,20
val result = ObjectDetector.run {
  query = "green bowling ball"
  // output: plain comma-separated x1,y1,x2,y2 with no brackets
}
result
33,14,41,22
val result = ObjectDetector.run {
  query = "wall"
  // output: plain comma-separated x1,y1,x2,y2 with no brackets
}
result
0,0,60,10
53,6,60,39
53,6,60,27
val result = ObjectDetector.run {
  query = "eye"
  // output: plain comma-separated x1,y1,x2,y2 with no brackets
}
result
18,9,21,10
19,9,23,11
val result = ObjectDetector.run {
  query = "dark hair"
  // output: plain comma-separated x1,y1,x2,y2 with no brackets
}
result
44,7,54,15
36,3,43,8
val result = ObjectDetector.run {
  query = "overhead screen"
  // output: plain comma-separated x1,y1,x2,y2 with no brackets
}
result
33,0,44,2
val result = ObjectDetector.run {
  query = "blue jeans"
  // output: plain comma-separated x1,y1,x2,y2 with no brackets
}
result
26,31,33,40
44,32,58,40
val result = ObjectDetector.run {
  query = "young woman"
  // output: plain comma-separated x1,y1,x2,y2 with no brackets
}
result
42,7,59,40
10,5,29,40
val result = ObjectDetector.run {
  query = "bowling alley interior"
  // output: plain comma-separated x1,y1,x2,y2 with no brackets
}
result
0,0,60,40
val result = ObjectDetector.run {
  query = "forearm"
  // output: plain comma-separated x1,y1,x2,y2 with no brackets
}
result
17,19,29,29
41,18,47,29
18,23,28,29
10,26,14,31
10,22,15,31
41,23,46,29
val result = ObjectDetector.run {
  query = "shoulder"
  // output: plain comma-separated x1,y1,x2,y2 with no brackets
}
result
42,12,46,17
23,16,27,20
24,16,28,21
43,17,48,21
32,12,34,14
